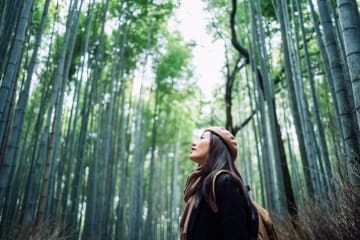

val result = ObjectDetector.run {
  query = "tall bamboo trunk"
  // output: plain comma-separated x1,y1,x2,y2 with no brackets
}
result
248,24,273,209
296,0,333,197
2,0,50,195
317,0,360,182
336,0,360,142
34,0,81,227
245,67,265,203
308,0,345,176
69,0,110,237
15,12,56,233
36,0,83,227
128,18,153,240
254,0,297,217
0,0,34,140
169,129,180,240
128,73,145,240
274,0,315,198
0,0,22,75
114,19,129,240
144,88,160,240
115,80,130,240
60,1,94,224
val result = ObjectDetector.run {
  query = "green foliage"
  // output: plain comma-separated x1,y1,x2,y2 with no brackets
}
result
155,33,192,83
30,0,54,34
259,0,276,19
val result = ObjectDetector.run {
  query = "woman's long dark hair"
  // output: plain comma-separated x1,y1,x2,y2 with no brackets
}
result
199,132,255,219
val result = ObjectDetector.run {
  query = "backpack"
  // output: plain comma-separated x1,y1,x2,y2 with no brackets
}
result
252,201,278,240
211,170,278,240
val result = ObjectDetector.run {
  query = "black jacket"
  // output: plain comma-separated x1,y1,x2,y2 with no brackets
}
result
186,173,255,240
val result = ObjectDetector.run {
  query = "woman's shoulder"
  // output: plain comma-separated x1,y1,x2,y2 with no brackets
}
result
213,170,239,190
212,170,246,208
214,170,237,182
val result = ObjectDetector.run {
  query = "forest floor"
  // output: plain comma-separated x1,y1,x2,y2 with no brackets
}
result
274,176,360,240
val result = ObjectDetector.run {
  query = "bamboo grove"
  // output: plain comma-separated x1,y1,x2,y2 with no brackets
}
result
0,0,359,239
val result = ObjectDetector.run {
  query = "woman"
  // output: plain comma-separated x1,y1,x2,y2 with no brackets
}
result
180,127,258,240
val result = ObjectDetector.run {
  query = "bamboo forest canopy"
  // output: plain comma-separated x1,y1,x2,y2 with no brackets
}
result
0,0,360,239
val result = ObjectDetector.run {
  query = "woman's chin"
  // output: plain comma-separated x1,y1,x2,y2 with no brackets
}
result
190,157,203,165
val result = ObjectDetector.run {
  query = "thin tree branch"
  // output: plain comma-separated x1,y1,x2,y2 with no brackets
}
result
230,0,250,62
233,109,257,134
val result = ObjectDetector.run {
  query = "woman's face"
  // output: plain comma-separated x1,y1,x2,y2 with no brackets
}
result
190,131,211,164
